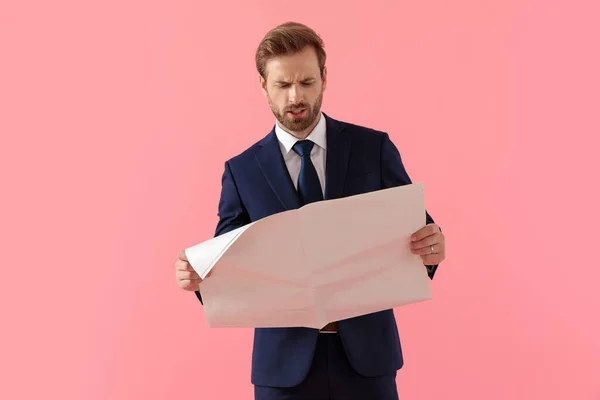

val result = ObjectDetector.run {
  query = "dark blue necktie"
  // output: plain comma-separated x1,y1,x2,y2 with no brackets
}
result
292,140,323,205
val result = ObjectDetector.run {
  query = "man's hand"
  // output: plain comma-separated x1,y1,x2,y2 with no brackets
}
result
410,223,445,266
175,249,203,291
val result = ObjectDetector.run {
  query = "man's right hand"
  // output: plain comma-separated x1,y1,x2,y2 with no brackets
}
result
175,249,203,291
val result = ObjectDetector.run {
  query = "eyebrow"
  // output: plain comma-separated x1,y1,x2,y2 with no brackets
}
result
274,78,315,84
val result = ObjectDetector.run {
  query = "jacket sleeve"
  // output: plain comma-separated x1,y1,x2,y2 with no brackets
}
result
380,132,439,280
195,160,251,304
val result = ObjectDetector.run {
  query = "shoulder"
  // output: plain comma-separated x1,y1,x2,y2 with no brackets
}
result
326,114,391,145
222,129,274,169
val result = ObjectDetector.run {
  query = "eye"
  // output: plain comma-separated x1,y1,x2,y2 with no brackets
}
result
302,82,314,86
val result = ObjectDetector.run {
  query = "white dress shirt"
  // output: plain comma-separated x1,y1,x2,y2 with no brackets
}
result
274,112,327,194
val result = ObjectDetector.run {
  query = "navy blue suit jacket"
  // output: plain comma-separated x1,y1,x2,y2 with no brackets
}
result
195,113,438,387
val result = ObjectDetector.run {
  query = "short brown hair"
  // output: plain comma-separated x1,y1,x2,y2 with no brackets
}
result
255,22,327,79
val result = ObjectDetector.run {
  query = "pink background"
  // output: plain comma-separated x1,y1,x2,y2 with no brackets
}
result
1,0,599,399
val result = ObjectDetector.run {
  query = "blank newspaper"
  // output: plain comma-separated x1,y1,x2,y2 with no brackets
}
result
185,182,432,329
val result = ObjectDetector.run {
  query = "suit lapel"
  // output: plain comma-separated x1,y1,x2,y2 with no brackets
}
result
253,114,351,209
253,129,302,210
323,114,351,200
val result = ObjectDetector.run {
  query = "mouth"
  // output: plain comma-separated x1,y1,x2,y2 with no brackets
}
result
287,108,307,118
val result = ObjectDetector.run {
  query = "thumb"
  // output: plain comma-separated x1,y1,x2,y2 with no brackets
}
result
178,249,188,261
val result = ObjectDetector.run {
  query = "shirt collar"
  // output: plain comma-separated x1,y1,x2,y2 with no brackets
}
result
274,112,327,155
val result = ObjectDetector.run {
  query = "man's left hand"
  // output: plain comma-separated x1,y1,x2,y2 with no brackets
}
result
410,223,445,266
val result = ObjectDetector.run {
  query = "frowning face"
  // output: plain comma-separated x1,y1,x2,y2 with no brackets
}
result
260,46,327,138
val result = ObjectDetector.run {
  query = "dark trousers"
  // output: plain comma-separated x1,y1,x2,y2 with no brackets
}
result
254,333,399,400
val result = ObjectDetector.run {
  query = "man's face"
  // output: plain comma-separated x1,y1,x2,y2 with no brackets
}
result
260,46,327,137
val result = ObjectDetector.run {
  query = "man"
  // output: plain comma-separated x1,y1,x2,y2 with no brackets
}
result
175,22,446,400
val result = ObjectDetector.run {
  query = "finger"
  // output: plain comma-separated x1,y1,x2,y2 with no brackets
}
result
411,245,437,256
411,223,439,242
412,239,444,255
420,254,442,265
178,279,199,290
174,260,194,271
178,278,191,288
176,270,201,281
411,232,443,250
178,249,188,261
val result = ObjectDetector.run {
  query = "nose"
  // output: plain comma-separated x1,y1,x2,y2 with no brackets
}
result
288,84,304,105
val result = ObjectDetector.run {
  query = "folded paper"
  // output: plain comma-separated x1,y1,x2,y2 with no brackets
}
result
185,182,432,329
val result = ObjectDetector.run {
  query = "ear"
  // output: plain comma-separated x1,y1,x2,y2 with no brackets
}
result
321,66,328,91
259,74,268,97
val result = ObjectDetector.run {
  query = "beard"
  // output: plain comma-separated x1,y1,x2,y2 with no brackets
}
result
268,91,323,133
